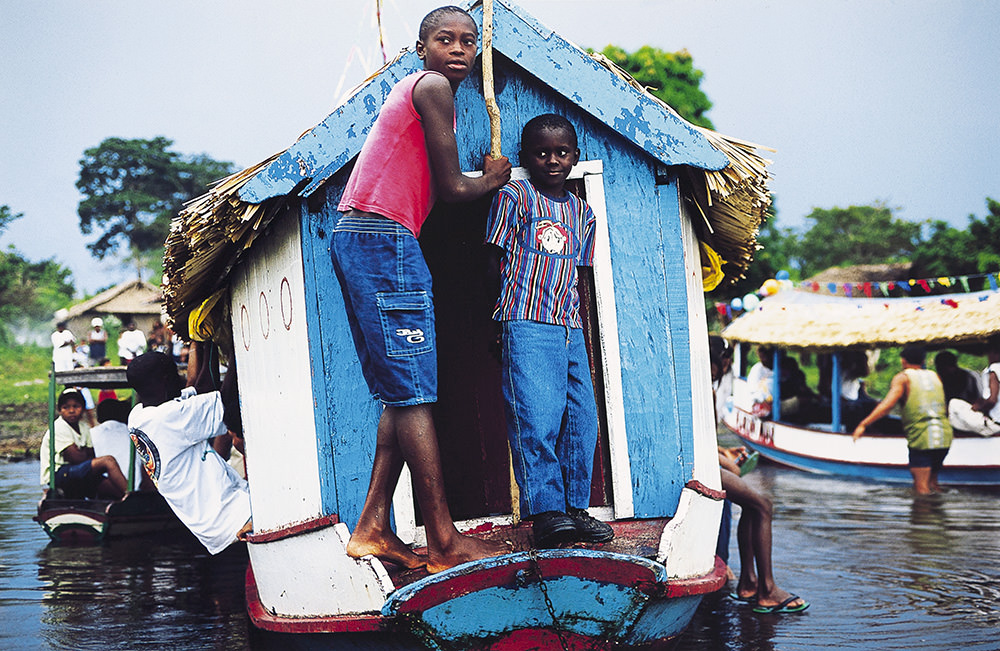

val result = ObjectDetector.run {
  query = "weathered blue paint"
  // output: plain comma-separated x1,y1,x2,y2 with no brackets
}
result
252,1,715,524
623,593,702,645
491,0,726,170
383,549,674,644
298,182,385,523
238,0,725,206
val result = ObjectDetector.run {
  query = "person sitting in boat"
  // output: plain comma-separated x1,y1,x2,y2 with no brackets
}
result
852,346,952,495
485,114,614,548
817,350,877,429
746,346,775,418
944,341,1000,438
39,388,130,499
775,355,824,423
126,349,252,554
91,398,155,492
718,447,809,614
934,350,981,405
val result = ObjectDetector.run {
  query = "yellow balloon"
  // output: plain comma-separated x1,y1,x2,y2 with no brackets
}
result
762,278,780,295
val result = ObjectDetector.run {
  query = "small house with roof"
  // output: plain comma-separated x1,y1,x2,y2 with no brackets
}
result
164,0,770,628
59,279,163,340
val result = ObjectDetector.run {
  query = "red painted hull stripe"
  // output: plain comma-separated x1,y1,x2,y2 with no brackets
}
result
245,513,340,544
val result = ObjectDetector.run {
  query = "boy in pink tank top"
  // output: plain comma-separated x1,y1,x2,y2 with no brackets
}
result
332,6,511,573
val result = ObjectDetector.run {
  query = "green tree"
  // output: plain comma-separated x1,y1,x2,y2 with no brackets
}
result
76,137,233,276
596,45,714,129
795,203,922,278
0,205,75,342
912,197,1000,286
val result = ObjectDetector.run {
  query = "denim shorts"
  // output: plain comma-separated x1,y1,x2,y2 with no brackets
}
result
908,447,948,470
331,213,437,406
55,460,99,497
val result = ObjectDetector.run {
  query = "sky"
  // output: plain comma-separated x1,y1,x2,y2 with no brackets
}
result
2,0,998,298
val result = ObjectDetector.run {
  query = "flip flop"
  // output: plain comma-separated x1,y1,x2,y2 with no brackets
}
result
728,591,756,603
752,594,809,614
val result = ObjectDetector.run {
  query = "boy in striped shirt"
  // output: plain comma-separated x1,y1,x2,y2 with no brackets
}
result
485,114,614,548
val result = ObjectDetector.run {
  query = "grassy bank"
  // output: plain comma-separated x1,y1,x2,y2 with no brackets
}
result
0,344,50,457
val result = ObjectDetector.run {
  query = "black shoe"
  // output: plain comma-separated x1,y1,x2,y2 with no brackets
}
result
567,507,615,543
531,510,577,548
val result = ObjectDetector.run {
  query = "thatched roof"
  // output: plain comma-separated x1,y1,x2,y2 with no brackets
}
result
722,289,1000,350
164,11,771,337
806,262,914,284
63,279,162,320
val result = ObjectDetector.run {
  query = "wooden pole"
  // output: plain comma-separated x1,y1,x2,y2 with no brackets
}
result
481,0,502,158
481,0,517,522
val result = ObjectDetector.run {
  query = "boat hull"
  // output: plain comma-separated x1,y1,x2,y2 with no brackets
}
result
34,491,184,544
723,404,1000,486
247,549,725,649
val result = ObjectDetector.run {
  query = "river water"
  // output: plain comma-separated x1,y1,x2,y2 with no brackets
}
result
2,458,998,651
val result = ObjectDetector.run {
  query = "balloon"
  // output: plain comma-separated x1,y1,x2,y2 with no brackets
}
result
743,293,760,311
762,278,780,295
730,297,743,311
775,269,790,281
779,279,794,291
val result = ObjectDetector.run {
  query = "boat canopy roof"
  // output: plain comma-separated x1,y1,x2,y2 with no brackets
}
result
721,289,1000,351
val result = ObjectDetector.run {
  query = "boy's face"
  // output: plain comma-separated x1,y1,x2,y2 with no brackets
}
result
521,127,580,195
416,14,478,87
59,399,84,425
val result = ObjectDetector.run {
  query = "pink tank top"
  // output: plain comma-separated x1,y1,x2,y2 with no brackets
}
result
338,70,444,237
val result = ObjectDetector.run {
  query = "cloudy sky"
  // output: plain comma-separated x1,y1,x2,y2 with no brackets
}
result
2,0,998,296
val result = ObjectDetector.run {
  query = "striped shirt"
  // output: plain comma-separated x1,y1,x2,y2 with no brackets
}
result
485,179,596,327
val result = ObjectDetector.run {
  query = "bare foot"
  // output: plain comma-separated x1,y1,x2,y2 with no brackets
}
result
426,534,509,574
347,530,426,570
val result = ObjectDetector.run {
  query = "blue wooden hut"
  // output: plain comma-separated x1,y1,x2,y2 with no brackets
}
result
164,0,771,634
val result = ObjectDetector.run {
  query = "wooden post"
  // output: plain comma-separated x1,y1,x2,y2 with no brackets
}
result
481,0,517,521
481,0,502,158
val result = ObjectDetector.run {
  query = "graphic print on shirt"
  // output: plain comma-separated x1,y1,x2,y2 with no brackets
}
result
129,428,160,484
535,219,569,255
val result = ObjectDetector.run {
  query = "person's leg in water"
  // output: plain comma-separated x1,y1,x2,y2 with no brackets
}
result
721,469,806,610
347,404,507,573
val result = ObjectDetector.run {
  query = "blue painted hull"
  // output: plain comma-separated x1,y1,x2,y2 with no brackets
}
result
248,546,727,649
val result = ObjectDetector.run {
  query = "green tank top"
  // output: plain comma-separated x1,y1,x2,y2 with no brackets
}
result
902,368,952,450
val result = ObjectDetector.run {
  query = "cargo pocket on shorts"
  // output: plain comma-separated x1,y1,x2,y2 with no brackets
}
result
376,291,434,357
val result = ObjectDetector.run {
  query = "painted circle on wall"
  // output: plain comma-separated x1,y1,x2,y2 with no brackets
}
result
280,277,293,331
259,291,270,339
240,304,251,351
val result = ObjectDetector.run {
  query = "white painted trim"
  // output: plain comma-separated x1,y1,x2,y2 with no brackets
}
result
679,200,722,489
583,170,634,519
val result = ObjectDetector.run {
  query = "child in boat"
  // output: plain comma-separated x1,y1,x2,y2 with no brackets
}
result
484,113,614,548
332,5,511,572
126,350,251,554
39,388,129,499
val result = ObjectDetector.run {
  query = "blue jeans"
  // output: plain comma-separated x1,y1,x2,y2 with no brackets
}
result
502,320,598,515
331,214,437,406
